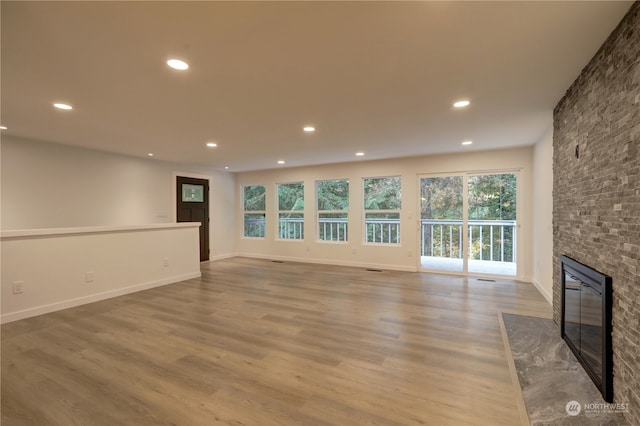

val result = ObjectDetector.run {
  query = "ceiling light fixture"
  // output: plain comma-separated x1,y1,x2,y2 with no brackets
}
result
355,152,365,156
453,100,470,108
53,103,73,110
277,160,285,164
167,59,189,70
0,125,7,130
462,140,473,146
224,166,229,170
147,153,154,157
303,126,315,132
206,142,217,148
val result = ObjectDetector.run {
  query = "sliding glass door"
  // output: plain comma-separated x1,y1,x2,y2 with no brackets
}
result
419,172,518,277
420,175,465,273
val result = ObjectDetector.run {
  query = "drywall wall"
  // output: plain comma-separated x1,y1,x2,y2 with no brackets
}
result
235,146,535,280
1,223,201,323
532,124,554,304
0,135,236,257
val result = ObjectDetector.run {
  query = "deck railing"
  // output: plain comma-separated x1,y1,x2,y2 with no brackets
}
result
246,217,515,262
421,219,516,262
365,217,400,244
245,217,397,243
318,217,348,242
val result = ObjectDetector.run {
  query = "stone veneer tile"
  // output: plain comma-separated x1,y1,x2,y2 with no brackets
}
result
553,2,640,425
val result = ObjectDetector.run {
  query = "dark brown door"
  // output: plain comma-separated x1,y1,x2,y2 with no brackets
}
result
177,176,209,261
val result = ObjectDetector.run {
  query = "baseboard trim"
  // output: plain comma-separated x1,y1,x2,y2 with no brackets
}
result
532,279,553,305
232,252,417,272
1,271,202,324
208,253,236,262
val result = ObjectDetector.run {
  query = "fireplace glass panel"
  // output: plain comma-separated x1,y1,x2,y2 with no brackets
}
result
563,272,581,352
581,283,603,376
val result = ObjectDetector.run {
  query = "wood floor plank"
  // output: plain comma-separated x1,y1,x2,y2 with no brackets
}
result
2,257,551,425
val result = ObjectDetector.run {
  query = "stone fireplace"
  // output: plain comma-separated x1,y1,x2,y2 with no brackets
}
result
553,2,639,424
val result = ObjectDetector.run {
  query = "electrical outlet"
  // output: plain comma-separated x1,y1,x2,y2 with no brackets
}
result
85,271,94,283
352,249,357,255
163,257,169,267
408,250,413,257
13,281,24,294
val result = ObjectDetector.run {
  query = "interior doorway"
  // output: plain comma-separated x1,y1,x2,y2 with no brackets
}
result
176,176,209,261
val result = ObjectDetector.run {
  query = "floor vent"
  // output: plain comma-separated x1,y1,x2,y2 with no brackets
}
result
477,278,496,282
271,260,284,263
366,268,383,272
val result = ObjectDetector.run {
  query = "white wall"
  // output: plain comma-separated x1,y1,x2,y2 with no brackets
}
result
1,224,201,323
235,146,535,280
1,136,236,257
532,125,554,304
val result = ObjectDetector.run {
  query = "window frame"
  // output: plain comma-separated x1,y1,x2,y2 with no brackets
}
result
276,181,305,241
362,175,402,245
242,184,266,239
316,178,349,243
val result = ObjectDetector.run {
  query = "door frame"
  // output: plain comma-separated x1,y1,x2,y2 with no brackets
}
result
173,171,213,262
416,168,522,279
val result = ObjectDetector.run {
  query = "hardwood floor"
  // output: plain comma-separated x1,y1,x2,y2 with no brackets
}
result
1,257,551,425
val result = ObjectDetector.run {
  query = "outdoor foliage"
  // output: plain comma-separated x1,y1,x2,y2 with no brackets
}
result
278,182,304,239
243,185,266,237
421,174,517,263
278,182,304,212
468,174,516,220
243,185,266,211
421,176,463,220
364,177,401,210
316,180,349,241
364,177,401,244
317,179,349,210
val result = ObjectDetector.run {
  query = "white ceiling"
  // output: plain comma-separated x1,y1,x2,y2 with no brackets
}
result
1,1,632,172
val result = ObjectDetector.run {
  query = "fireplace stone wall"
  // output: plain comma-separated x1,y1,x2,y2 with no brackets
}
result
553,2,639,424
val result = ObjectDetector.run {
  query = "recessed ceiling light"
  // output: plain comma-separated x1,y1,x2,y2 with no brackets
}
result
453,100,470,108
303,126,315,132
206,142,217,148
277,160,285,164
224,166,229,170
0,125,7,130
53,103,73,110
147,153,154,157
462,140,473,146
167,59,189,70
355,152,365,156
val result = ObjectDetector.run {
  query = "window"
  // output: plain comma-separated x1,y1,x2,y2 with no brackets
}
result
316,179,349,242
363,176,401,244
243,185,266,238
181,184,204,202
277,182,304,240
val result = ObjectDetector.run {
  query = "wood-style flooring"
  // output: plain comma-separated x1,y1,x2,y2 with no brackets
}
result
1,257,551,425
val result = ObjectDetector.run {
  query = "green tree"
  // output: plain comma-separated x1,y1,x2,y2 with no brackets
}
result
278,182,304,215
421,176,463,220
317,180,349,210
468,174,516,220
364,177,401,210
244,185,265,211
